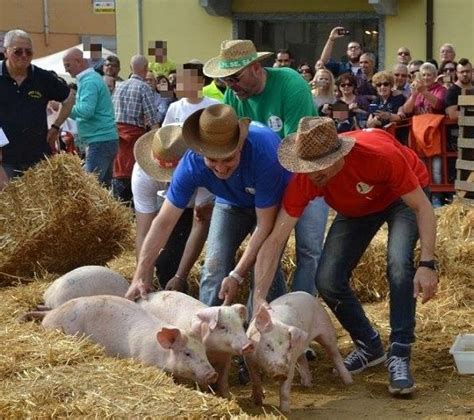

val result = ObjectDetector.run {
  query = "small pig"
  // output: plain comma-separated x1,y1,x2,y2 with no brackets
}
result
42,295,218,386
138,291,253,398
20,266,129,321
245,291,352,413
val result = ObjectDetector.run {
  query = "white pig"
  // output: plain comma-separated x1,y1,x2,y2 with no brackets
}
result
42,295,218,386
245,291,353,413
19,266,130,321
138,291,253,398
43,265,130,309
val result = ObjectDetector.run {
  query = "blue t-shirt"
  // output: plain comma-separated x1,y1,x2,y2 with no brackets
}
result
167,122,291,209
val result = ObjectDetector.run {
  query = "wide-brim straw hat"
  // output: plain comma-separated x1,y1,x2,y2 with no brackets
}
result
133,124,187,181
182,104,250,159
278,117,356,173
203,40,273,78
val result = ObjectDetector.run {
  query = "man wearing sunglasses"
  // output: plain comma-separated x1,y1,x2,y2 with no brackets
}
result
0,29,74,187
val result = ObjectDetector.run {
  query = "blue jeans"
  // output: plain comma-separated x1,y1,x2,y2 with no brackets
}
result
292,197,329,295
200,202,287,313
84,140,118,187
315,198,419,345
1,162,33,179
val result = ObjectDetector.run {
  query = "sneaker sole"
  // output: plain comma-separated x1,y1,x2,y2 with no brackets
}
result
388,384,415,395
348,353,387,374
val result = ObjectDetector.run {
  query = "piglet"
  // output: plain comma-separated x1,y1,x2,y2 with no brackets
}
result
138,291,253,398
245,291,352,413
42,295,218,386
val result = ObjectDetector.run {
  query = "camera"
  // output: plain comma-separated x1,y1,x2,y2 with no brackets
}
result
337,28,350,36
368,103,379,115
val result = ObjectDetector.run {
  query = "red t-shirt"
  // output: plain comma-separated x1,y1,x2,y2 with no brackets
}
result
283,129,429,218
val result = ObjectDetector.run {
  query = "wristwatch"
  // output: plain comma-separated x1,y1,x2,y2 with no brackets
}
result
418,260,438,271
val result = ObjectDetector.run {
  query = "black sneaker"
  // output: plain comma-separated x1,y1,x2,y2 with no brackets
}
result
305,347,317,362
344,334,386,374
386,343,415,395
236,356,249,385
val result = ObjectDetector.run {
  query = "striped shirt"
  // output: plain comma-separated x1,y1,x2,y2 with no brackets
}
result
112,75,159,128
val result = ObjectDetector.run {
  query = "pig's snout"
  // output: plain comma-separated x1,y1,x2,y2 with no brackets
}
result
206,371,218,384
241,342,254,355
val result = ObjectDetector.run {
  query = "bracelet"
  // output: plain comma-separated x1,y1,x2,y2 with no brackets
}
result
229,270,244,285
51,124,61,131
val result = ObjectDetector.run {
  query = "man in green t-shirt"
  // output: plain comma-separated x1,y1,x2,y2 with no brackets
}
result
203,40,328,303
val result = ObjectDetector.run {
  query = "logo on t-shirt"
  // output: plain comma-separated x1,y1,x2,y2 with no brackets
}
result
356,182,374,194
28,90,42,99
245,187,256,195
267,115,283,132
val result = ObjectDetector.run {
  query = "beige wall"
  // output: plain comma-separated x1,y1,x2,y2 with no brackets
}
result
116,0,232,78
0,0,115,57
115,0,474,75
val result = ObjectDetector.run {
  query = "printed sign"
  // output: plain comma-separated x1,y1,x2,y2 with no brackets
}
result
93,1,115,14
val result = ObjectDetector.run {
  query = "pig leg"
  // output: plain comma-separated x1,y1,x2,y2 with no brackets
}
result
313,332,353,385
17,310,49,323
208,353,231,398
279,359,297,413
244,352,264,406
296,353,313,387
35,305,51,311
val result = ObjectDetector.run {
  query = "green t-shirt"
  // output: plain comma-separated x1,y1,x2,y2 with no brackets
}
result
224,67,317,139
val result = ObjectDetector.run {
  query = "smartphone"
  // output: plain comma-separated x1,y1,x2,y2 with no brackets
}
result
369,103,378,114
337,28,350,36
312,80,326,87
443,75,452,84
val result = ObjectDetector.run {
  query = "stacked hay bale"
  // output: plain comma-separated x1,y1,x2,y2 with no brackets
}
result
0,154,133,286
0,281,242,417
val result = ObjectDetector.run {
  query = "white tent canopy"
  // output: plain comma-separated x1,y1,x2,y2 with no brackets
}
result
31,43,115,82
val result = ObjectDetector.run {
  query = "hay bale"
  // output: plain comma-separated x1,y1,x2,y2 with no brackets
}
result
0,280,242,418
0,154,133,286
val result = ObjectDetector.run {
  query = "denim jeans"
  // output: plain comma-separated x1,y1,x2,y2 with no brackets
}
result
112,177,133,204
200,202,287,314
84,140,118,187
315,198,419,345
292,197,329,295
1,162,33,179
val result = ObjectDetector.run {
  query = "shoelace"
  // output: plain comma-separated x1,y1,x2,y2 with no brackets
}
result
386,355,409,380
345,345,371,367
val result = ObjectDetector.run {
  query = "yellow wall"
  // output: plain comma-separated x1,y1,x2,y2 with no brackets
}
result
116,0,232,77
115,0,474,75
0,0,115,56
386,0,474,67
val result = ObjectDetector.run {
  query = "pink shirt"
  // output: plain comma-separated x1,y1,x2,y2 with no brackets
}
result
414,82,446,114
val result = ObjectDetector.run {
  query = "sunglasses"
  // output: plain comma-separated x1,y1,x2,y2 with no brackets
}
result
409,70,419,75
299,68,312,74
376,82,391,87
218,67,247,85
339,83,353,88
443,67,456,72
394,73,408,77
398,51,410,56
10,47,33,57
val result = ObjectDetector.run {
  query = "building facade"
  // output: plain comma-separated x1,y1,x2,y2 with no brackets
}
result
116,0,473,75
0,0,116,57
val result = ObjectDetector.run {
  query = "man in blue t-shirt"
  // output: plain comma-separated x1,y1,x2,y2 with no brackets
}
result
126,104,290,307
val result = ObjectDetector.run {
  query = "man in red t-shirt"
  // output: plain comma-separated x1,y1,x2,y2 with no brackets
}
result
253,117,438,396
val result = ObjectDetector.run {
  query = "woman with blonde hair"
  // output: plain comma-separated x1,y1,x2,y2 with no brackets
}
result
311,68,336,114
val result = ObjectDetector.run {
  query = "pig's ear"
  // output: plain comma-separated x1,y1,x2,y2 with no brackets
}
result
288,326,308,350
196,308,219,331
232,304,248,322
254,305,273,333
156,327,182,349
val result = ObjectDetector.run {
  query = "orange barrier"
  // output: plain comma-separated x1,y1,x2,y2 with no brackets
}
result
384,117,458,193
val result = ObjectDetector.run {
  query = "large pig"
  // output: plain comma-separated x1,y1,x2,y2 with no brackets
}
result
20,266,129,321
42,295,218,386
138,291,253,398
245,291,353,413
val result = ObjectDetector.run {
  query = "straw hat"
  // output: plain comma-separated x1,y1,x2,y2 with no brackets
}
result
203,40,273,78
133,124,187,181
182,104,250,159
278,117,356,173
